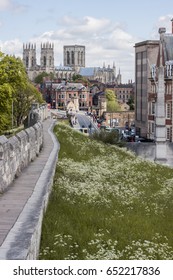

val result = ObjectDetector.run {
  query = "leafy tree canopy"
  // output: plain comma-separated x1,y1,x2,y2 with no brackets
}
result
127,96,135,110
34,72,49,84
105,89,121,112
0,52,43,133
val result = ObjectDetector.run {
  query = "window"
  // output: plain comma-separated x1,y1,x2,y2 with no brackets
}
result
43,56,46,67
166,103,171,119
31,57,34,67
71,51,74,64
49,56,52,66
67,51,70,64
151,122,155,133
26,56,29,67
151,102,155,115
167,127,170,140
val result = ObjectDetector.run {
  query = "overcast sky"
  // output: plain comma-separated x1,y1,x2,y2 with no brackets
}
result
0,0,173,83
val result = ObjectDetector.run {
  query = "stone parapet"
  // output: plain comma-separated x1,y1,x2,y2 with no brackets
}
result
0,122,43,193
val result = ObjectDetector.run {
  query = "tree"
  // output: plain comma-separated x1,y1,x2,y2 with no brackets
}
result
72,74,83,81
127,96,135,110
0,52,27,132
105,89,121,112
34,72,49,84
13,83,43,126
0,52,43,133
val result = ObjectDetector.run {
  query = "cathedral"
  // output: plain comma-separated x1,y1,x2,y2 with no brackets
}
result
23,42,121,84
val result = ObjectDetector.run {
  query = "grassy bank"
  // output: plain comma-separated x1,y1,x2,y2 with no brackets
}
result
39,123,173,260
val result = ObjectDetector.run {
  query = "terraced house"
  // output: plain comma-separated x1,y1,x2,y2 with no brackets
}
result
135,19,173,142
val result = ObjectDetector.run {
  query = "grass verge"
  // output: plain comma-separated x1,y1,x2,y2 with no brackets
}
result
39,122,173,260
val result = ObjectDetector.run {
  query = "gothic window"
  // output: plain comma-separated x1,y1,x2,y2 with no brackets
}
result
67,51,70,65
43,56,46,67
78,51,80,64
31,57,34,67
71,51,74,64
49,56,52,66
26,57,29,67
81,52,83,65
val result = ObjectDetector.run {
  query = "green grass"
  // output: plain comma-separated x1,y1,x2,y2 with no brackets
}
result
39,123,173,260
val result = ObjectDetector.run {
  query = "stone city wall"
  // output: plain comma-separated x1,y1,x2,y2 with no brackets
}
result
126,142,173,167
0,122,43,193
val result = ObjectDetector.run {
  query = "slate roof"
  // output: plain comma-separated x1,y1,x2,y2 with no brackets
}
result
163,34,173,62
79,67,96,76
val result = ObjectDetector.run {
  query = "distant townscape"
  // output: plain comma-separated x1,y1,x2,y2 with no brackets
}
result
23,43,122,84
22,18,173,151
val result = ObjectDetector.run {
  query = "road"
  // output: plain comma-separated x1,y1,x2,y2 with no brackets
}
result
76,112,98,134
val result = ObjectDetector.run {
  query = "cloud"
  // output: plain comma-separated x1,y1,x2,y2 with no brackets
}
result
150,14,173,39
0,38,22,58
0,0,27,12
0,0,12,10
0,15,138,83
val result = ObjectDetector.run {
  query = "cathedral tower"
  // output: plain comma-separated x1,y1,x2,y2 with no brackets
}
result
63,45,85,71
23,43,37,70
40,42,54,71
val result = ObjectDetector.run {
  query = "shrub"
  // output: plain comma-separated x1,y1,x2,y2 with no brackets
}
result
90,130,125,147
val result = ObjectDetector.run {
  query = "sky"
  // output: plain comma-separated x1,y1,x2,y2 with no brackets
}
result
0,0,173,83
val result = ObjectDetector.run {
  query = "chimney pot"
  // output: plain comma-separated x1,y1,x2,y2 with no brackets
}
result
158,27,166,34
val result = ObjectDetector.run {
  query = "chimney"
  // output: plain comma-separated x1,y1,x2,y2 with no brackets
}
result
171,18,173,34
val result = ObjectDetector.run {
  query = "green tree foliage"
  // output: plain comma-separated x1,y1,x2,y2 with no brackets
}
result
72,74,83,81
105,89,121,112
34,72,49,84
13,83,43,126
0,52,43,133
91,129,125,147
127,96,135,110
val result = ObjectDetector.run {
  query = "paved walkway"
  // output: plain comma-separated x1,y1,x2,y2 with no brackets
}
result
0,118,58,258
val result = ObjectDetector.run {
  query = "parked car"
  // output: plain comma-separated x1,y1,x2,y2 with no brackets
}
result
135,136,154,142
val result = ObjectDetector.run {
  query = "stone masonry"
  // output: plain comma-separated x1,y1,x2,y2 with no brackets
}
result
0,122,43,193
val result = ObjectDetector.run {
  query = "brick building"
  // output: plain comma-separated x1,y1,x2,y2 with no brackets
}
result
135,19,173,142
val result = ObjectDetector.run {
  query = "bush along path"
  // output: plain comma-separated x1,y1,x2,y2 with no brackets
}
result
39,123,173,260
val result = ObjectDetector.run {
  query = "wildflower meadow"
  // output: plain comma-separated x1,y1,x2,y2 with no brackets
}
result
39,123,173,260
